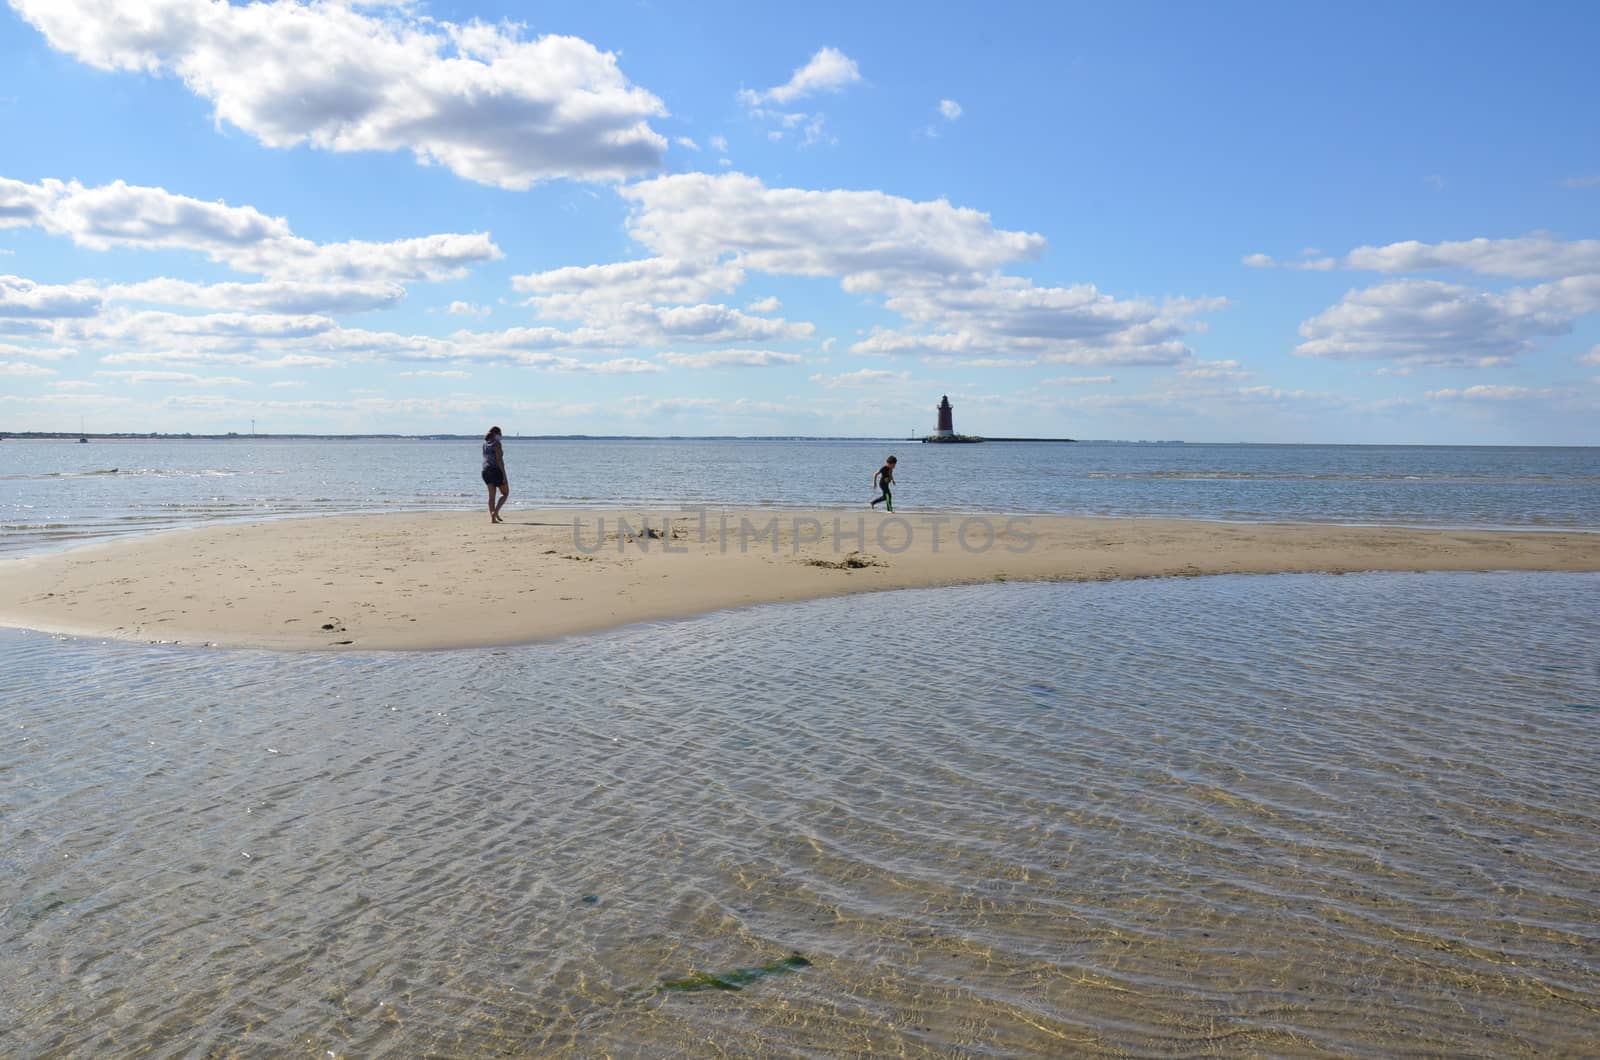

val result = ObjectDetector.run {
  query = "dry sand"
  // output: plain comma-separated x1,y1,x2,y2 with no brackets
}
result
1,508,1596,650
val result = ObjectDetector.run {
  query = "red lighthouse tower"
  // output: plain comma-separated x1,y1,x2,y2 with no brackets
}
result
935,395,954,438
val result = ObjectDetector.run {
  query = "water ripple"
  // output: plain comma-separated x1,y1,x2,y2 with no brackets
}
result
2,572,1597,1056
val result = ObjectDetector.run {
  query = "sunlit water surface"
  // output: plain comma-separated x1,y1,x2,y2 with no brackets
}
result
3,438,1596,555
5,573,1597,1057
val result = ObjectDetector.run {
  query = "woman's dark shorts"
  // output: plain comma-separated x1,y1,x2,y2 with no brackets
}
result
482,467,506,488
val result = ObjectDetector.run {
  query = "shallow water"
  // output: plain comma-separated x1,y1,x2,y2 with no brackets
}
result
4,573,1598,1056
3,438,1596,554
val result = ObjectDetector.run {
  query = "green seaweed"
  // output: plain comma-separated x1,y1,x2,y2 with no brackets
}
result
658,953,811,992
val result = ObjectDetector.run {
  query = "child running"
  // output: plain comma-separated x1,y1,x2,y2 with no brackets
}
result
870,455,897,512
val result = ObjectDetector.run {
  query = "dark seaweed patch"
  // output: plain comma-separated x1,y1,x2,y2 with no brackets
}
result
658,953,811,992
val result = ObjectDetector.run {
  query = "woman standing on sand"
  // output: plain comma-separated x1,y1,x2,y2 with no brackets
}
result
482,426,508,523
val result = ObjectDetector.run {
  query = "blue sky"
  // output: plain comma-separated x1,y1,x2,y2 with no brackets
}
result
2,1,1597,442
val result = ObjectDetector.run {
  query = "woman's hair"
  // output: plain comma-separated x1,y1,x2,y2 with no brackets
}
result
485,425,502,441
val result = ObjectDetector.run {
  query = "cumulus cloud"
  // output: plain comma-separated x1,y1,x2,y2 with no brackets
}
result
739,47,861,106
107,277,404,314
1561,175,1600,190
509,253,816,348
615,172,1219,364
0,274,102,318
736,48,858,146
11,0,668,187
513,256,745,319
5,177,503,281
399,369,471,379
1578,345,1600,365
447,301,490,317
1041,375,1113,385
623,172,1044,281
1294,277,1600,364
656,349,803,369
1252,234,1600,280
938,99,962,120
854,276,1222,365
1343,235,1600,279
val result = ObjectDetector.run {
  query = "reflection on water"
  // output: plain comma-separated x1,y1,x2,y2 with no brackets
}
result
3,573,1598,1056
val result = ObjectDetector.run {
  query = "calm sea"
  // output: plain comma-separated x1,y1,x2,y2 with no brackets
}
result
2,437,1597,555
2,439,1598,1056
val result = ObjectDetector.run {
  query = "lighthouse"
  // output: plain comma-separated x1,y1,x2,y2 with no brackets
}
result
922,394,982,442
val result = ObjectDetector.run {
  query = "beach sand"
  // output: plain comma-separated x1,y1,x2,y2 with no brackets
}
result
1,508,1596,650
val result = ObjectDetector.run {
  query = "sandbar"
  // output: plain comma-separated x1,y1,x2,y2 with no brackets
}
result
1,509,1596,650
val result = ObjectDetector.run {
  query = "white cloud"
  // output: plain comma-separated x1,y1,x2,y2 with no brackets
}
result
621,395,722,417
1178,358,1249,380
1042,374,1114,385
95,369,248,386
513,256,745,319
745,296,781,313
1242,252,1336,270
11,1,668,187
107,277,404,314
639,303,812,343
619,173,1217,365
577,357,662,374
657,349,803,369
938,99,962,120
674,136,699,151
1578,344,1600,365
809,368,908,388
946,357,1037,367
447,300,490,317
739,47,861,106
0,274,102,318
1425,385,1560,402
399,369,471,379
1343,235,1600,279
1254,234,1600,280
854,276,1221,365
6,177,503,281
0,341,76,361
0,359,55,377
1294,277,1600,363
1560,175,1600,190
710,135,729,153
622,172,1045,281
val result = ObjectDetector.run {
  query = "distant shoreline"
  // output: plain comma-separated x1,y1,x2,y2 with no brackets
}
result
5,433,1594,447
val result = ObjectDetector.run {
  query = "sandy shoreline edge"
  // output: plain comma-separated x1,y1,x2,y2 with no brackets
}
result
2,508,1597,651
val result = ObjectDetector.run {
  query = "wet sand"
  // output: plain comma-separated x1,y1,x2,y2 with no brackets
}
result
1,508,1596,650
